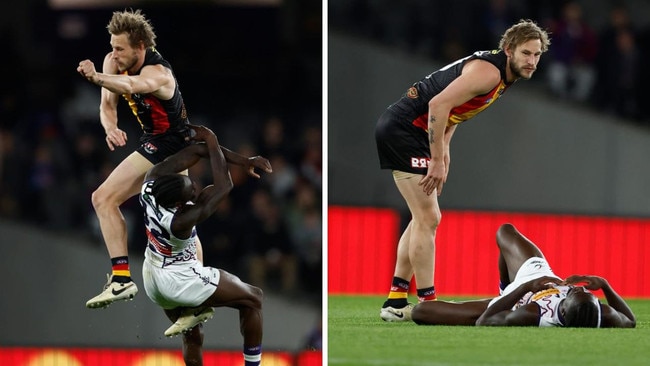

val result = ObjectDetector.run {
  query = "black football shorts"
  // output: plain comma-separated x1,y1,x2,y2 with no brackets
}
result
137,129,193,165
375,108,430,175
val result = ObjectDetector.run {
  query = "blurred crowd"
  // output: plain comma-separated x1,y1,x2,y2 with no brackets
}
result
0,2,322,302
330,0,650,125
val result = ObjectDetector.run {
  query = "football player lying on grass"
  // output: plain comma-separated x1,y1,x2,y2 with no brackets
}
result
411,223,636,328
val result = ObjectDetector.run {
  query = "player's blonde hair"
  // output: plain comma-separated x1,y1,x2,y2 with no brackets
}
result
107,9,157,49
499,19,551,53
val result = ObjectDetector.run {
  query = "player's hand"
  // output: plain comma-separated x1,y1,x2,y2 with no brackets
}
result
77,60,98,83
246,156,273,178
525,276,562,293
419,161,445,196
105,128,127,151
564,275,607,291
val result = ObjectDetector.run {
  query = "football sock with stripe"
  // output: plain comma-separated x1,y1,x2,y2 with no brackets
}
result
243,345,262,366
417,286,437,302
111,256,132,283
382,277,410,308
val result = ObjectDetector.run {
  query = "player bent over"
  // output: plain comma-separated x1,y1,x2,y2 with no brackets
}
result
140,125,272,365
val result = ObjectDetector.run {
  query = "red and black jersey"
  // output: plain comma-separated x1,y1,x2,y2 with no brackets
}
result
387,50,512,132
122,47,189,135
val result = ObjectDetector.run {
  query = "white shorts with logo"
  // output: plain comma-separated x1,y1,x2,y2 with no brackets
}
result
488,257,561,308
142,250,221,310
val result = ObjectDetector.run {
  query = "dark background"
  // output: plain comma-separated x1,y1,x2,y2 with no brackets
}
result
0,0,322,352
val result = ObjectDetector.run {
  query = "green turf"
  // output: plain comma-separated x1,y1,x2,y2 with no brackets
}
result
328,295,650,366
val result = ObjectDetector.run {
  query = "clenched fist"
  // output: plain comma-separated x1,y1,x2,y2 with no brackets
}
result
77,60,99,84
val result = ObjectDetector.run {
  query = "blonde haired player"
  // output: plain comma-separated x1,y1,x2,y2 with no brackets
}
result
375,20,551,321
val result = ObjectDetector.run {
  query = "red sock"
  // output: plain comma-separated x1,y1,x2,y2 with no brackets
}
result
417,286,436,302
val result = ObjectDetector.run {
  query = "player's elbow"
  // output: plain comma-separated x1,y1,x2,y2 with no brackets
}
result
223,177,234,195
622,317,636,328
213,179,233,203
475,315,500,326
628,320,637,328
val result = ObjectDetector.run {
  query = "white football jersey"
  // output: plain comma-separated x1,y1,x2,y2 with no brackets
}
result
518,285,569,327
139,180,198,268
517,284,600,327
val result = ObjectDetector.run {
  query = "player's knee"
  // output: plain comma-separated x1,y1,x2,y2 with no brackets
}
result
91,186,117,210
249,285,263,310
90,188,105,210
434,211,442,227
416,211,441,230
496,223,516,239
92,184,130,211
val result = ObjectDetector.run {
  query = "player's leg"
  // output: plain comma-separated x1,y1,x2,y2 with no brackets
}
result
92,152,150,258
411,299,492,325
496,223,545,284
181,326,204,366
396,173,440,300
86,152,150,308
380,172,440,321
203,269,263,366
164,308,205,366
380,220,414,320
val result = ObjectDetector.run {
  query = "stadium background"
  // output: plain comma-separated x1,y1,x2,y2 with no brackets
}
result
328,0,650,300
0,0,322,365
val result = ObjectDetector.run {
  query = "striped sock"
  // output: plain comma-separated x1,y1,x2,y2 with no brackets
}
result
417,286,436,302
244,345,262,366
383,277,410,308
111,256,131,283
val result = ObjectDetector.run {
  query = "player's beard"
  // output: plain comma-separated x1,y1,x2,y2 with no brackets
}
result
116,55,138,73
509,58,535,80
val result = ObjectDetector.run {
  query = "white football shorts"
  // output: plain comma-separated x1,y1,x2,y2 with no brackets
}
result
142,253,221,310
488,257,561,308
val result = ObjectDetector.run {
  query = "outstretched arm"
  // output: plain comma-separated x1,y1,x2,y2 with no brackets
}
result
476,276,562,326
184,124,272,178
145,143,208,181
412,299,491,326
564,275,636,328
77,54,174,97
219,146,273,178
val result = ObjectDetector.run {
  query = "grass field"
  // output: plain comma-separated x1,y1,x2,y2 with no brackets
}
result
328,295,650,366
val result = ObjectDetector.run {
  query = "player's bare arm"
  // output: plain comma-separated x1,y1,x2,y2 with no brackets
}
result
80,60,174,99
96,53,124,150
476,276,562,326
564,275,636,328
420,60,501,196
442,124,457,180
185,124,273,178
214,147,272,178
173,128,232,236
146,144,208,182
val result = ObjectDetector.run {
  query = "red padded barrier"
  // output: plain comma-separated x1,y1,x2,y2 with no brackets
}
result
328,206,650,298
0,347,322,366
